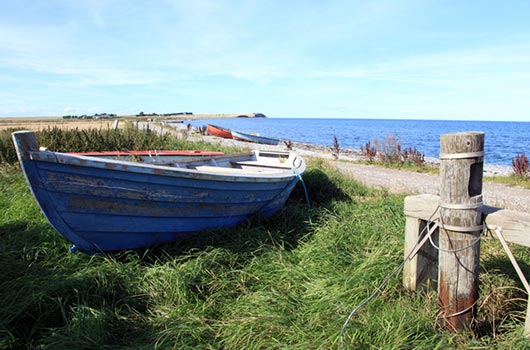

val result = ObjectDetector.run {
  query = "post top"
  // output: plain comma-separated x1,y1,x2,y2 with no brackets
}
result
440,131,484,137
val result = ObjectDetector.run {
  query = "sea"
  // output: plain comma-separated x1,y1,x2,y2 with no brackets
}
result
187,118,530,167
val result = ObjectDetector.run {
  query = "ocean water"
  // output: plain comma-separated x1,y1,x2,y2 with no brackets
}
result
188,118,530,166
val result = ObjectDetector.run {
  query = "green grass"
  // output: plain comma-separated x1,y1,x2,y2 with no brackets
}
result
1,158,529,349
485,174,530,189
353,158,440,174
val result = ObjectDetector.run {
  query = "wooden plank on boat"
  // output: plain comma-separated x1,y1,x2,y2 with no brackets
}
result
193,165,284,174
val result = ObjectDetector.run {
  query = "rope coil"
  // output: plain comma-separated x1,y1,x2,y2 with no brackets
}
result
439,195,483,210
439,223,484,233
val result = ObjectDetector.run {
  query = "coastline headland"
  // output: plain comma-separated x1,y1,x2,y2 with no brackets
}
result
0,112,266,131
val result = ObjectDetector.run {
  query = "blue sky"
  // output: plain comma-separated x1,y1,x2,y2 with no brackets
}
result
1,1,530,121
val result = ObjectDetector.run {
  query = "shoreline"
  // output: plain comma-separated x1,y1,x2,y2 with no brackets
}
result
0,115,514,176
163,122,513,177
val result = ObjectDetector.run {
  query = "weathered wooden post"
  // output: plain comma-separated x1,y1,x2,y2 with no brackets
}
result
438,131,484,331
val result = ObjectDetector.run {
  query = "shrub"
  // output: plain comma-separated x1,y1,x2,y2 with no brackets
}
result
197,125,208,135
330,135,340,159
512,153,529,177
402,146,425,168
364,135,425,168
360,141,377,163
375,134,402,166
0,128,22,164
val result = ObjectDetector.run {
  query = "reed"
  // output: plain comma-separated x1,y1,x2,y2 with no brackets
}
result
0,159,528,349
512,153,529,178
330,135,340,160
0,123,232,165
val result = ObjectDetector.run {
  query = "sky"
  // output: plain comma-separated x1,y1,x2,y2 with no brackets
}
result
1,1,530,121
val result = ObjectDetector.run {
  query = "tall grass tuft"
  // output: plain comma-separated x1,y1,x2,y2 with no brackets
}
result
364,134,426,169
1,158,529,349
330,135,340,160
0,123,233,165
512,153,529,178
361,141,377,163
0,129,23,164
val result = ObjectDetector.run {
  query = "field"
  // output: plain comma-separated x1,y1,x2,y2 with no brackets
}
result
0,113,260,132
1,127,529,349
0,116,127,131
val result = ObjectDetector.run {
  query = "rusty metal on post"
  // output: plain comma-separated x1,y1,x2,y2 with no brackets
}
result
438,131,484,331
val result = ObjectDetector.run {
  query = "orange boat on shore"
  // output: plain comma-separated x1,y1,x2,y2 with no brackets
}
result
207,124,233,139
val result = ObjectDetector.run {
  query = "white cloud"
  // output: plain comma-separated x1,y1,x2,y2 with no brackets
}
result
308,43,530,89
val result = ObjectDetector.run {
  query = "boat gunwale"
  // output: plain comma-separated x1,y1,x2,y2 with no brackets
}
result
28,150,305,182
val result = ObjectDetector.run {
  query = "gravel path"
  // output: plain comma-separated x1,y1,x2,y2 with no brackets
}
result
331,161,530,213
155,122,530,214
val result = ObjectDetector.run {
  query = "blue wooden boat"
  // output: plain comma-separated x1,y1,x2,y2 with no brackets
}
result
231,129,280,145
12,130,306,254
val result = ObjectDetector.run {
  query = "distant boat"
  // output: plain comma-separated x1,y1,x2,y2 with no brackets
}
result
12,130,306,254
231,130,280,146
207,124,233,139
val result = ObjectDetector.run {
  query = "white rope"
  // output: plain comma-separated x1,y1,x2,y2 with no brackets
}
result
439,151,484,159
438,223,485,233
428,213,484,253
408,221,439,260
439,202,483,210
442,300,478,319
488,225,530,295
439,196,483,210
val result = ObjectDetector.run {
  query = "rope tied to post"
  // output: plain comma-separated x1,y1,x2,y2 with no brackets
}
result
292,167,311,208
338,202,489,349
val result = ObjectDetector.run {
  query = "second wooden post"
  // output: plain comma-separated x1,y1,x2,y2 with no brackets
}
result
438,131,484,331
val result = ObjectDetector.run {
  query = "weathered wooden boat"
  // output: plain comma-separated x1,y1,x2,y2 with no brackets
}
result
12,130,306,254
231,130,280,145
207,124,233,139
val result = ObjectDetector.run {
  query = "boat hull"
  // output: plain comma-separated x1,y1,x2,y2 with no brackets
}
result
12,131,304,254
207,124,233,138
231,130,280,145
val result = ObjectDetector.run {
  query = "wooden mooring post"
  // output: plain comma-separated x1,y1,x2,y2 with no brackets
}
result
438,132,484,330
403,131,530,335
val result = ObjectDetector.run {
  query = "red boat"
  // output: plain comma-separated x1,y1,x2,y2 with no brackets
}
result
207,124,233,139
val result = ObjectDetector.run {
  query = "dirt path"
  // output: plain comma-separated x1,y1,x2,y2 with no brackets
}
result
331,162,530,213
